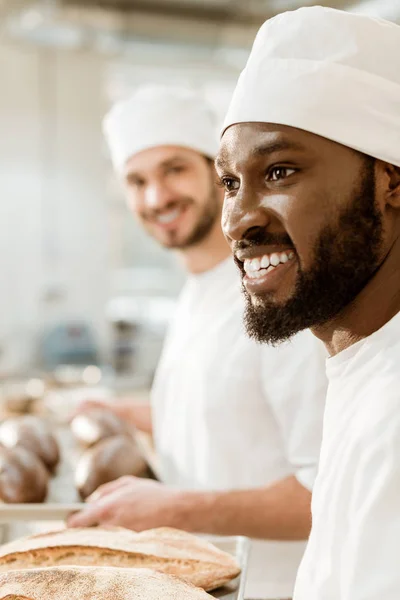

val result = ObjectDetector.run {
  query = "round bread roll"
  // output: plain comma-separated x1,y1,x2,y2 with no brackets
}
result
0,416,60,473
75,435,148,500
0,445,48,503
70,407,127,448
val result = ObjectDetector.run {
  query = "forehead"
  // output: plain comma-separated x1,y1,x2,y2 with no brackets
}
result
217,122,343,171
124,145,201,177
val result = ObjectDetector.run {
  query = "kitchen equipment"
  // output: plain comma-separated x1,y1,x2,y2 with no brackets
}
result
209,536,249,600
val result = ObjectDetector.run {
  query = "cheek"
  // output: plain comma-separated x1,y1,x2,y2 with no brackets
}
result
126,191,144,218
174,173,208,204
274,191,333,266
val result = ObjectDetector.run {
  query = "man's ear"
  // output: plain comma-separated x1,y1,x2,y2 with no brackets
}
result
384,163,400,208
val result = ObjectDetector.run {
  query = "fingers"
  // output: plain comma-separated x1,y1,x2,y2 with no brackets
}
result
69,398,109,421
88,476,133,502
67,502,106,528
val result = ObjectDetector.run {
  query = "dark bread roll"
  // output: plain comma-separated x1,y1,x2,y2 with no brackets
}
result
0,445,48,503
0,416,60,473
75,435,148,500
70,408,128,448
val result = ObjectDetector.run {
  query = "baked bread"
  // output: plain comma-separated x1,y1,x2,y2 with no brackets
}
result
70,408,127,447
0,566,213,600
0,446,48,503
0,416,60,472
0,526,240,591
75,435,149,499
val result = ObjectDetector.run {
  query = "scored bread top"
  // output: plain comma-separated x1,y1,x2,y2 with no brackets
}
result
0,527,241,591
0,566,213,600
0,526,237,565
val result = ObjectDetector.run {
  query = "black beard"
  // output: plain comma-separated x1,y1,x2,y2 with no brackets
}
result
243,159,383,345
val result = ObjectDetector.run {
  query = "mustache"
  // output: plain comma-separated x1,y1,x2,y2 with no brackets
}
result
232,231,293,254
144,198,194,219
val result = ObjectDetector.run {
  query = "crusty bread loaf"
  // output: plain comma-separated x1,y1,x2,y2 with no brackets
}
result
75,434,148,499
0,527,240,591
0,446,48,503
0,566,213,600
0,416,60,472
70,408,127,447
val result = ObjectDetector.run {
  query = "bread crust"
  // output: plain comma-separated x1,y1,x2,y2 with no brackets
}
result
0,527,240,591
75,435,148,499
0,566,214,599
0,416,59,472
0,446,48,503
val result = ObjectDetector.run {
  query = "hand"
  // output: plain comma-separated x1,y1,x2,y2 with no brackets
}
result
71,399,152,434
71,398,126,421
67,476,186,530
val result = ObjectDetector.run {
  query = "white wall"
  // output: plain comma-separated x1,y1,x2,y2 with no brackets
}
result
0,41,114,370
0,39,240,373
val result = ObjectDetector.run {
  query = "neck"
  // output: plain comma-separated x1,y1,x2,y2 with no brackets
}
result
312,237,400,356
177,221,231,275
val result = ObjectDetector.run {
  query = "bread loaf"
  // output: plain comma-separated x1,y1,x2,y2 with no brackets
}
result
0,566,213,600
70,408,127,447
0,446,48,503
0,526,241,591
75,434,148,499
0,416,59,472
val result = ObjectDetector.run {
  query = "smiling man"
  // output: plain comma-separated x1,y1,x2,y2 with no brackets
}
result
217,6,400,599
69,85,327,599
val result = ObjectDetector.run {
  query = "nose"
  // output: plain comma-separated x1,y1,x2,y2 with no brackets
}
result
222,195,272,244
144,180,174,211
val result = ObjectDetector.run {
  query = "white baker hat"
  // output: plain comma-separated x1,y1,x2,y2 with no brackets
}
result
222,6,400,167
103,85,219,173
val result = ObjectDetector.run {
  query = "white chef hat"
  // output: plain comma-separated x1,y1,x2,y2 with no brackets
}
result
103,85,219,173
222,6,400,167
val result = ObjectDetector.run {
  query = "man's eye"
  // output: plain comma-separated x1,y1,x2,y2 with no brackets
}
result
128,178,145,189
167,165,185,175
221,177,240,192
268,167,296,182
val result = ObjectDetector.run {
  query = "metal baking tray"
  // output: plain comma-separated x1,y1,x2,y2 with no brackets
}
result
208,535,250,600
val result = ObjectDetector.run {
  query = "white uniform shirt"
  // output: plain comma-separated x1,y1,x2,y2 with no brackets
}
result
294,310,400,600
152,258,327,599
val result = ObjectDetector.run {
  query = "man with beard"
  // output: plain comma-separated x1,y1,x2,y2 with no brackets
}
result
216,6,400,599
69,85,327,599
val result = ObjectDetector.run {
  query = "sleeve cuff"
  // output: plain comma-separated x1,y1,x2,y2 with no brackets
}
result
295,466,318,492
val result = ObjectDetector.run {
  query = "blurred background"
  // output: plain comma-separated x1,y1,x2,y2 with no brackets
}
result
0,0,398,399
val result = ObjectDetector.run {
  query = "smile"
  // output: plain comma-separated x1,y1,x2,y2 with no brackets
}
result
243,251,295,279
156,208,182,224
152,205,188,230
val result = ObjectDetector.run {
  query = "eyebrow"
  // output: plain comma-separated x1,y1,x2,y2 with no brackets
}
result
216,138,306,170
125,155,186,180
252,139,306,157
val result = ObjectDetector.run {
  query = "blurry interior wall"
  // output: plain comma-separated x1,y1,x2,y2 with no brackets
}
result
0,37,239,373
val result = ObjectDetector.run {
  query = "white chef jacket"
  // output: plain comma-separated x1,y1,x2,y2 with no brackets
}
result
294,309,400,600
152,257,327,599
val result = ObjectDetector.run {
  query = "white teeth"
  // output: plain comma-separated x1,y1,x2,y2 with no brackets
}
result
157,209,180,224
280,252,289,264
247,268,269,279
244,261,252,274
261,255,270,269
243,250,295,277
270,253,280,267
